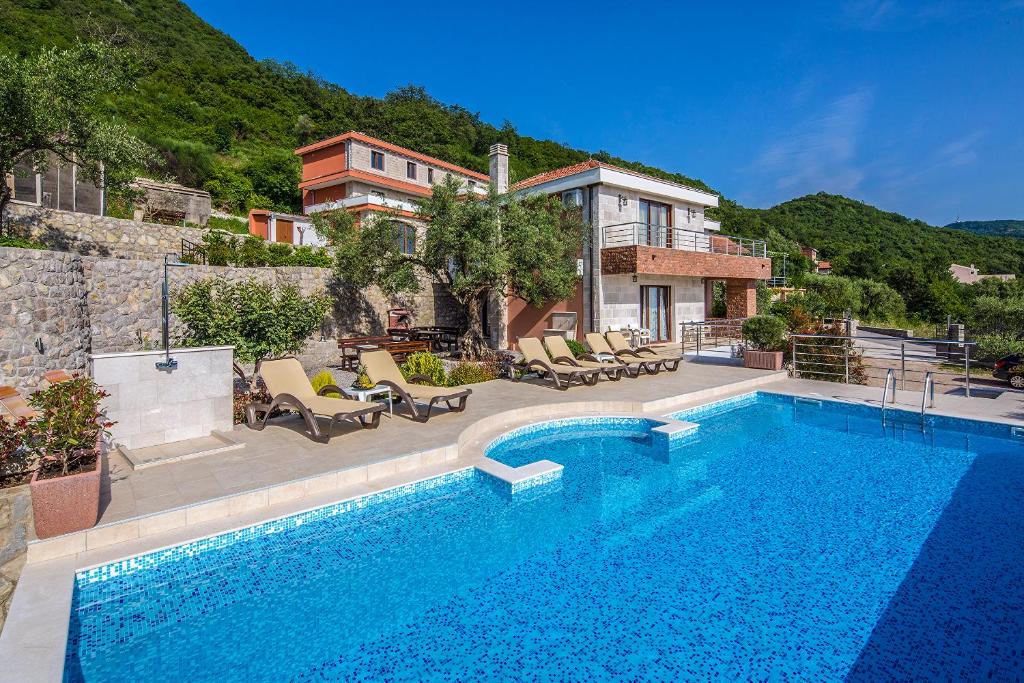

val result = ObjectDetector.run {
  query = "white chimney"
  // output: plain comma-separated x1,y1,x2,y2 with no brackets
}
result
489,143,509,193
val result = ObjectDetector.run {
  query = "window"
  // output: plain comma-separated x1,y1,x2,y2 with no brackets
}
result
395,222,416,255
427,168,434,184
371,151,384,171
407,161,417,179
639,198,672,247
562,189,583,208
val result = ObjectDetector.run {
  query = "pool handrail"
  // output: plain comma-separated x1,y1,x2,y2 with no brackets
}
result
921,371,935,419
882,368,896,419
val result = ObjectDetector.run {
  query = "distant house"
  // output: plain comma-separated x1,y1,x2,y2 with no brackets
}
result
248,209,324,247
949,263,1015,285
5,153,104,215
800,245,831,274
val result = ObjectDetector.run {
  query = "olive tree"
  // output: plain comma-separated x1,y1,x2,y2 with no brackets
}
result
321,175,587,358
0,41,150,223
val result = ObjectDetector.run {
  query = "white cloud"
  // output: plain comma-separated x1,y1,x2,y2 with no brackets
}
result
749,88,873,197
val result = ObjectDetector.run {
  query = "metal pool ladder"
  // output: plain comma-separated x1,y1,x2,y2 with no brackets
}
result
921,371,935,422
881,369,896,422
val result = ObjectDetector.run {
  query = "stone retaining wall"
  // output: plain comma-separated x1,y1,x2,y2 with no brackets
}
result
0,485,32,632
4,203,207,261
0,246,462,389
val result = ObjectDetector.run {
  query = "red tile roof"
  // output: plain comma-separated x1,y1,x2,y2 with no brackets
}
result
513,160,717,197
295,131,490,182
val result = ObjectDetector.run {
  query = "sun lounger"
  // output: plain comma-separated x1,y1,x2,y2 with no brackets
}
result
605,331,682,372
40,370,74,387
543,335,625,381
517,337,601,389
361,350,471,422
584,333,657,376
0,385,36,422
246,357,384,443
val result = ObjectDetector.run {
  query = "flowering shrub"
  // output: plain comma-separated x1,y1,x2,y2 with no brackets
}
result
28,377,112,477
446,361,499,386
400,352,447,386
0,417,34,486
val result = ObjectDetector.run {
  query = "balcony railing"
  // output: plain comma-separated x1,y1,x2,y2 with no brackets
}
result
602,222,767,259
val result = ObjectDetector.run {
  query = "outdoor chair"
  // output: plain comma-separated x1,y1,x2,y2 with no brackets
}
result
361,350,471,422
543,335,625,381
606,331,682,372
246,357,384,443
517,337,601,390
0,385,37,422
40,370,74,387
585,333,658,376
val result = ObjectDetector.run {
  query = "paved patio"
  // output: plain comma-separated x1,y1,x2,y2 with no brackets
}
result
99,360,780,526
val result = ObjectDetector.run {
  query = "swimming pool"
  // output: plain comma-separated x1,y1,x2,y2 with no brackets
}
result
64,392,1024,681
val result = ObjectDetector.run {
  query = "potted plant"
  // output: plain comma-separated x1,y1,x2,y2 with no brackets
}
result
741,315,787,371
27,377,113,538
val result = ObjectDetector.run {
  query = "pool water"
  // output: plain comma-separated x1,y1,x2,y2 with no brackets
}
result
65,393,1024,681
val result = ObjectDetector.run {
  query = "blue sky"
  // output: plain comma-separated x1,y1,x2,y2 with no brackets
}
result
186,0,1023,225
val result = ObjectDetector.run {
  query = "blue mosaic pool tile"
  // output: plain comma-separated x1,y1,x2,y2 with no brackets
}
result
64,392,1024,681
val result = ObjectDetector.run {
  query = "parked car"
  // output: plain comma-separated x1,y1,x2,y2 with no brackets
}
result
993,354,1024,389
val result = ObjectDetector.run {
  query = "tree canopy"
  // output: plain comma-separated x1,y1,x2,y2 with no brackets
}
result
0,39,150,218
323,176,587,357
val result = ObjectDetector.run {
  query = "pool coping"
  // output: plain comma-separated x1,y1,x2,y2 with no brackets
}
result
6,370,1021,682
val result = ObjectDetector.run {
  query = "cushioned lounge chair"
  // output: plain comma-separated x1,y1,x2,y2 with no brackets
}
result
605,331,682,372
246,357,384,443
518,337,601,390
0,385,36,422
361,350,471,422
543,335,625,381
584,333,657,376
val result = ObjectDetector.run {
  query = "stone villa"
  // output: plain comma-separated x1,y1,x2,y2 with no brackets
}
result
293,132,770,349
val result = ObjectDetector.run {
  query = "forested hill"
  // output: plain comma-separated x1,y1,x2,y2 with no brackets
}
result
2,0,1022,280
945,220,1024,239
0,0,710,214
719,193,1024,280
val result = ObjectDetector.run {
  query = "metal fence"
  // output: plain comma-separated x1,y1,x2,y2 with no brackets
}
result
680,318,748,354
791,333,978,397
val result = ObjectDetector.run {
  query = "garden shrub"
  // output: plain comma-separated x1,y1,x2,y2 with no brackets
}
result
191,228,331,268
565,338,587,357
28,377,113,477
0,416,33,486
974,333,1024,363
310,370,340,396
173,278,331,362
447,361,499,386
0,235,45,250
741,315,786,351
400,351,447,386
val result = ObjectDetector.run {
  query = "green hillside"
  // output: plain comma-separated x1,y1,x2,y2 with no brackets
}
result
2,0,1022,289
720,193,1024,280
945,220,1024,239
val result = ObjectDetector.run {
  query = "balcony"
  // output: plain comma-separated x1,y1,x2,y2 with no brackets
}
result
305,193,420,215
601,222,770,280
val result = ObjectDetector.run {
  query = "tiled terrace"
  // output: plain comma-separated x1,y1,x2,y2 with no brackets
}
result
99,361,780,526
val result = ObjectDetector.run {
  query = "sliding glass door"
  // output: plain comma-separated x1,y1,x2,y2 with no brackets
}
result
640,285,671,341
639,199,671,247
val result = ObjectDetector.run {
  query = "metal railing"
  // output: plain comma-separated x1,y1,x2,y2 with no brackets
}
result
882,368,896,412
766,276,788,287
680,318,748,355
921,371,935,417
791,333,978,398
180,238,206,265
602,222,767,258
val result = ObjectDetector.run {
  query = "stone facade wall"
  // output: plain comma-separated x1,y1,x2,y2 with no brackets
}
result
4,204,207,261
0,485,31,631
0,248,90,386
601,273,704,341
0,246,463,389
601,245,771,280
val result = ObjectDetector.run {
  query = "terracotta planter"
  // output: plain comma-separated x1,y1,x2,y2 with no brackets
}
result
29,436,103,539
743,349,785,371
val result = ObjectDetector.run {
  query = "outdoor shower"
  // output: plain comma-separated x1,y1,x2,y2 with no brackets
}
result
156,254,188,371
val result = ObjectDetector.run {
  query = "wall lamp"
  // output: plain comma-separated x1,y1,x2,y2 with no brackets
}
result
157,254,189,371
632,273,638,283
